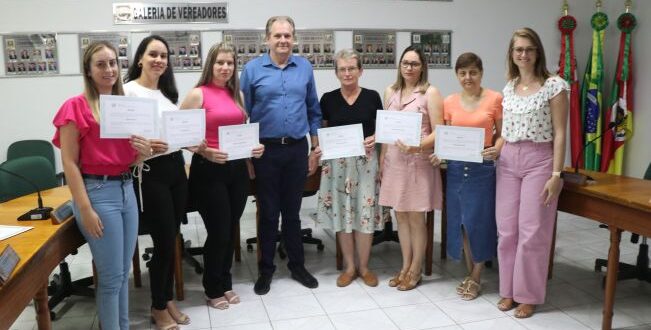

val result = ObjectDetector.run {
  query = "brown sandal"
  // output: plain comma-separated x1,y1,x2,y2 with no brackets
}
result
514,304,535,318
497,298,517,311
397,271,422,291
461,279,481,300
388,270,406,287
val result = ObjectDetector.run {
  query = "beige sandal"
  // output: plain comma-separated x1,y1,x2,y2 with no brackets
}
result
225,290,240,304
151,308,180,330
456,277,471,295
166,301,190,325
461,279,481,300
206,296,229,310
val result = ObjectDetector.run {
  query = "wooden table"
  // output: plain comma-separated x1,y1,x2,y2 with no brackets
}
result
557,170,651,330
0,186,84,330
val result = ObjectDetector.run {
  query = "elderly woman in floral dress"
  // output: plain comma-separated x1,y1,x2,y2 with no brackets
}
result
316,49,385,287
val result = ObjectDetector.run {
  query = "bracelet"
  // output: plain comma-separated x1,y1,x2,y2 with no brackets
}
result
551,171,561,178
310,146,317,151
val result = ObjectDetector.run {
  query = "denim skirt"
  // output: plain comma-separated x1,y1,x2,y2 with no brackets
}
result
445,159,497,262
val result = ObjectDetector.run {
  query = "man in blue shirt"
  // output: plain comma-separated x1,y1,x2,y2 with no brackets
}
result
240,15,322,295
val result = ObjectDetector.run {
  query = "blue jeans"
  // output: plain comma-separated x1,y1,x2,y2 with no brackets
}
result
72,177,138,330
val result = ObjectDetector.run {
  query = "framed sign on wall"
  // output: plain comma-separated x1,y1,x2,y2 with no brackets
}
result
352,30,396,69
79,32,131,72
411,30,452,69
4,34,59,76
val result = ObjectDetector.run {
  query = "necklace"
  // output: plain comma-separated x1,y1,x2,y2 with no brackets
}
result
519,77,535,91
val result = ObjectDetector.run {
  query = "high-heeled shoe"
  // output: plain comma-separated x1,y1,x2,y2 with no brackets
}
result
166,301,191,325
397,271,422,291
388,270,406,287
151,308,179,330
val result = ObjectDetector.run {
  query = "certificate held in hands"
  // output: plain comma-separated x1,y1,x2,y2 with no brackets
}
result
375,110,422,146
318,124,365,161
218,123,259,161
434,125,485,163
99,95,158,139
161,109,205,149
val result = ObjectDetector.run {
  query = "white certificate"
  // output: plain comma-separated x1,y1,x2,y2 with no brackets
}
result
375,110,422,146
434,125,485,163
99,95,158,139
161,109,205,149
218,123,259,161
318,124,365,161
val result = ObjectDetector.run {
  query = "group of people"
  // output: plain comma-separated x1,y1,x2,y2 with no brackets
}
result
319,26,567,320
51,13,567,329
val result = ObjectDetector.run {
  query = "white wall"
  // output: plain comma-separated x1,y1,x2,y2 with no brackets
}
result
1,0,649,177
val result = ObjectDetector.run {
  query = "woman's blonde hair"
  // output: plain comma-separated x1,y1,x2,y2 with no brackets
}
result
333,48,362,72
506,27,550,82
195,42,246,118
391,45,429,93
82,41,124,121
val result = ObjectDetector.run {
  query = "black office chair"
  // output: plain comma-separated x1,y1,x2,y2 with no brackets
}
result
594,162,651,285
180,197,204,275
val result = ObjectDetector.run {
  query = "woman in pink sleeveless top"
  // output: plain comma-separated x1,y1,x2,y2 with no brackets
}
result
379,46,444,290
180,42,264,310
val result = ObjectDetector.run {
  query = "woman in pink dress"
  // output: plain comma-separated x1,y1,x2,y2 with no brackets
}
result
379,46,443,290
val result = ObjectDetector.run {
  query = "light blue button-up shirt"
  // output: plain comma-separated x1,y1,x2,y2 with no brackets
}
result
240,53,321,139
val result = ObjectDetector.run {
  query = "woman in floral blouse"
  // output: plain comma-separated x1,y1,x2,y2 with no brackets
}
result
495,27,568,318
316,49,385,288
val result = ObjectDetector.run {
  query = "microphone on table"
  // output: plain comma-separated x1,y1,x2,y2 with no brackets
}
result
0,167,53,220
563,114,626,185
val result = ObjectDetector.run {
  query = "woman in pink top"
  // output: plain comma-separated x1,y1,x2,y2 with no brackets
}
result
379,46,444,291
52,41,151,330
430,53,503,301
180,42,264,310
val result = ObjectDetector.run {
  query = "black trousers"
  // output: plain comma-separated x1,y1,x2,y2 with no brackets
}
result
189,154,248,299
253,138,308,276
134,151,187,310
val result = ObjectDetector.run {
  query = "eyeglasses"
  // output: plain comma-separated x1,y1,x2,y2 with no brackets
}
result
513,47,537,55
336,66,359,73
400,61,422,69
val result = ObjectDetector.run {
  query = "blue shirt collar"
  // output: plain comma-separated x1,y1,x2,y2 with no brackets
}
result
262,52,296,68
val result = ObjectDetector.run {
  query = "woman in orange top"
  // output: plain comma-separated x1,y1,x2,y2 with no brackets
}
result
431,52,503,300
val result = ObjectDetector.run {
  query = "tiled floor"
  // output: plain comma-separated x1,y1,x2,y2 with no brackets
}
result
10,206,651,330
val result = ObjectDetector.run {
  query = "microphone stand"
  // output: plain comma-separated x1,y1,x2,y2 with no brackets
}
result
0,167,53,220
562,118,621,185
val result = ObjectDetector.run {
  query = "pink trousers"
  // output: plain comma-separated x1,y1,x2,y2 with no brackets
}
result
496,141,559,304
